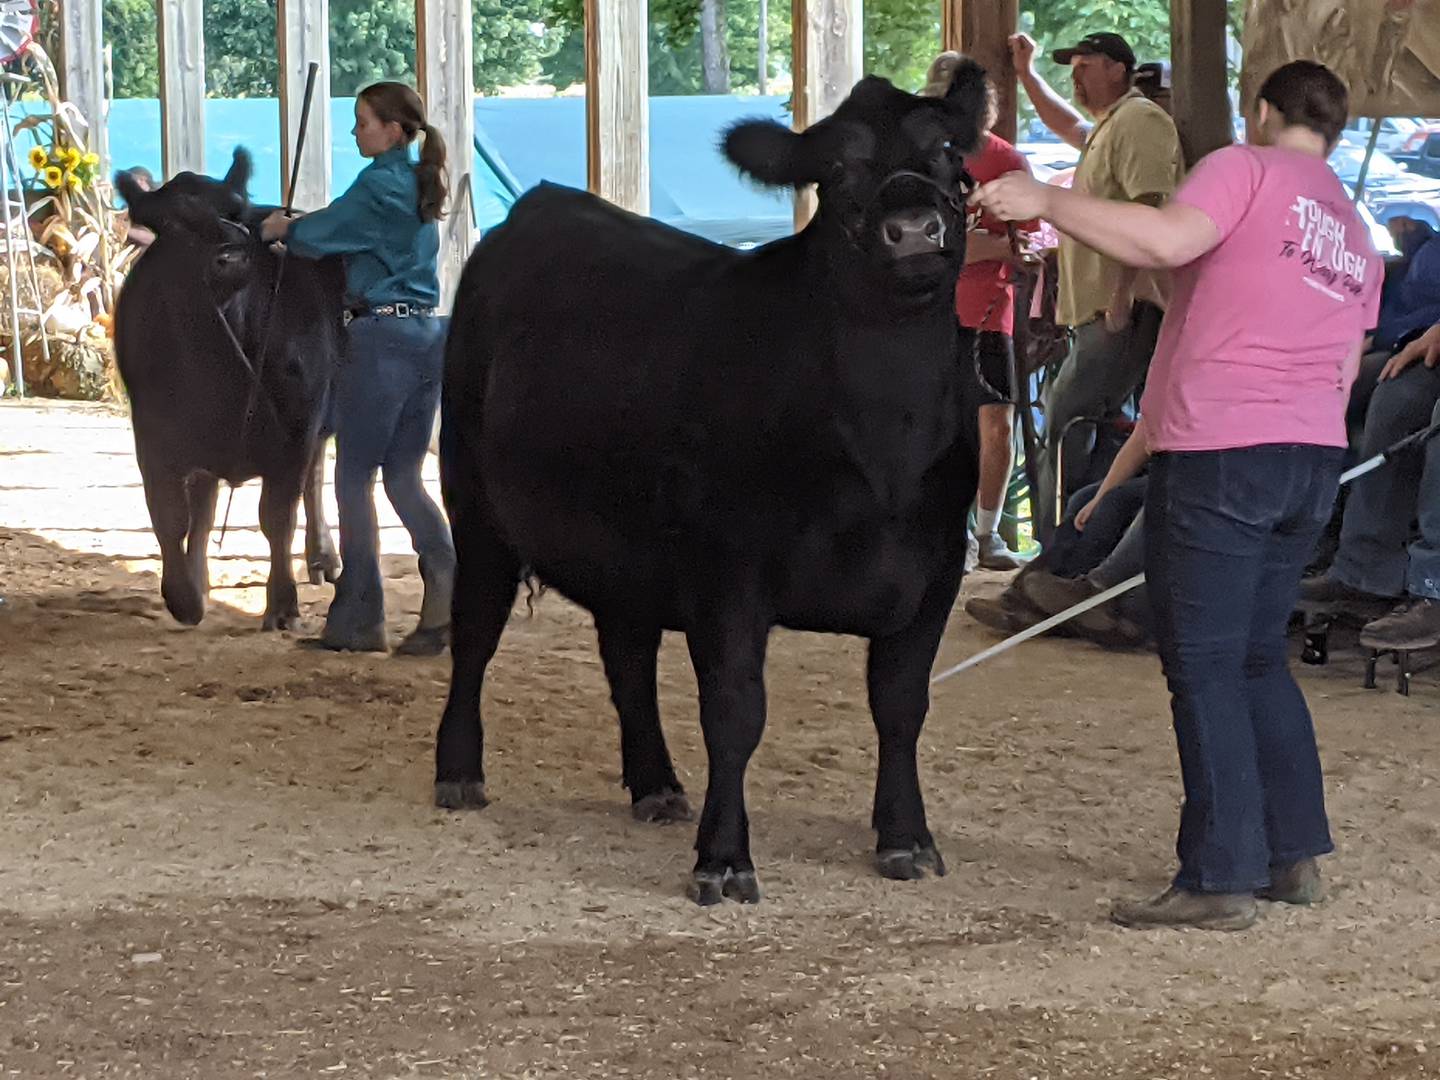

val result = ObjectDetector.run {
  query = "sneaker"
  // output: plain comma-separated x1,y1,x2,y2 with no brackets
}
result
975,531,1025,571
1019,570,1118,635
1359,597,1440,651
1257,858,1323,905
1110,886,1258,931
1297,573,1394,610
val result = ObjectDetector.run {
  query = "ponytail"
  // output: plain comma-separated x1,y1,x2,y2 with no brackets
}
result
358,81,449,222
417,123,449,223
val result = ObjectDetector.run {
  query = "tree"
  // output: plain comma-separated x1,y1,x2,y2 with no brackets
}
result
863,0,940,92
103,0,160,99
204,0,277,98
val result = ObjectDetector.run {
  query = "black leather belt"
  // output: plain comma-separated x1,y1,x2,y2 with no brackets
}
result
344,301,437,325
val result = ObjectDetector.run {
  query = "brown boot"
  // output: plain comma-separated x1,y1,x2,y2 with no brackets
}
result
1110,886,1258,931
1258,858,1323,905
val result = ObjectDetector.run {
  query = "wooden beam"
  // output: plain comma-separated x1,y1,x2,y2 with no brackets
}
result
416,0,477,307
1171,0,1233,166
157,0,206,177
584,0,650,214
943,0,1019,144
58,0,107,168
277,0,331,212
791,0,862,228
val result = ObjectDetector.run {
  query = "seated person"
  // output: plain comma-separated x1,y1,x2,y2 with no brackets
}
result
966,422,1150,645
118,166,156,248
1017,418,1151,641
1301,321,1440,649
1346,217,1440,440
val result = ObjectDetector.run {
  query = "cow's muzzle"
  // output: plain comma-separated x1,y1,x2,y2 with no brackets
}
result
879,207,946,259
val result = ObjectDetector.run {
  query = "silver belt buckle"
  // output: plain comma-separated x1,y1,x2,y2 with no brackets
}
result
394,301,410,318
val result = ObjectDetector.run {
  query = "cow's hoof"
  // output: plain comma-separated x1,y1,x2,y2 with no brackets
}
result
163,586,205,627
722,870,762,904
308,559,341,586
688,868,762,906
435,780,489,810
632,787,693,823
876,844,948,881
262,609,303,632
395,626,448,657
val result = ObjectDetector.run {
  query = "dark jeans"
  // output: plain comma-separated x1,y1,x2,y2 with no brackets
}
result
1332,363,1440,601
1049,476,1147,581
326,313,455,637
1036,301,1162,538
1145,445,1342,893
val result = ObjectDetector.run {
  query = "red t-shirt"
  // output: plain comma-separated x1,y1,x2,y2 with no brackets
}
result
955,133,1038,334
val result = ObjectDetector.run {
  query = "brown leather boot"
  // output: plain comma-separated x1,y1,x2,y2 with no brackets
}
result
1110,886,1258,931
1258,858,1323,905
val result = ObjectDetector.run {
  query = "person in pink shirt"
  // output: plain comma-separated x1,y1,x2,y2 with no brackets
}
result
976,60,1382,931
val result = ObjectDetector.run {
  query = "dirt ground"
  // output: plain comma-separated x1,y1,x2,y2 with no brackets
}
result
3,398,1440,1080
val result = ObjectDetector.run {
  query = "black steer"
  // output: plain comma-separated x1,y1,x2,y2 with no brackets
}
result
114,149,345,629
437,68,989,904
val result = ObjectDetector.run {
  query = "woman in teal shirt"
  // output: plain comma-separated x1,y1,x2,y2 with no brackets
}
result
262,82,454,655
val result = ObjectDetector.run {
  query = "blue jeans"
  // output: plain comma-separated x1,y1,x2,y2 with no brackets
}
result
1145,446,1342,893
326,314,455,636
1332,364,1440,601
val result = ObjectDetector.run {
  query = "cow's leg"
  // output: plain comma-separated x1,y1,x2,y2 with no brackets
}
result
433,513,519,810
140,460,205,626
866,569,964,882
304,436,340,586
184,473,220,604
257,470,304,631
596,619,691,823
685,607,769,905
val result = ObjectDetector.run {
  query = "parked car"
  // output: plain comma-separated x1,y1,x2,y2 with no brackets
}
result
1402,132,1440,179
1343,117,1436,158
1329,142,1440,229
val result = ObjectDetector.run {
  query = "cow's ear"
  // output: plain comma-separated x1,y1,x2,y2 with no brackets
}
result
940,54,989,155
724,120,813,187
115,170,161,229
724,118,872,188
224,147,253,197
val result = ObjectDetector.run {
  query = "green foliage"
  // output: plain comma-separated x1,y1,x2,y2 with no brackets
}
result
541,0,790,96
103,0,160,99
863,0,940,91
203,0,277,98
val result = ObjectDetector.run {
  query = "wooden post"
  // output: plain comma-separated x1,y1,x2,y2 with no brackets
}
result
58,0,107,167
1171,0,1233,166
943,0,1019,144
584,0,650,215
416,0,477,307
277,0,331,211
157,0,206,177
790,0,862,228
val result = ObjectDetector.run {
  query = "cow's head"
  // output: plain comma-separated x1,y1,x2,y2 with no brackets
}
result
116,148,261,294
115,147,253,244
725,62,988,300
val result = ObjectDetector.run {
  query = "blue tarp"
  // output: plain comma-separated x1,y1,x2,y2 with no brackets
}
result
15,94,795,247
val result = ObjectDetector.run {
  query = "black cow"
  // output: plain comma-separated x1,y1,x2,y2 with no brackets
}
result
436,68,989,904
114,150,345,629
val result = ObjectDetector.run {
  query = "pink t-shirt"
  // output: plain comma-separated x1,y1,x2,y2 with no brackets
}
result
1140,145,1383,452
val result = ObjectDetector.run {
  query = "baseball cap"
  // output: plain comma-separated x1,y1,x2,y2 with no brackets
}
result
1135,61,1172,90
1052,32,1137,72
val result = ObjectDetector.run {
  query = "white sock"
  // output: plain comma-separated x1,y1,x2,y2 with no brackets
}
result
975,506,1000,537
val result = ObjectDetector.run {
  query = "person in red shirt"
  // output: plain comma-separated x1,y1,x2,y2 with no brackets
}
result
924,53,1040,571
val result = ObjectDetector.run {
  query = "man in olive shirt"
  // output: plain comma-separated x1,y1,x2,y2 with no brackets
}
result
1013,31,1183,539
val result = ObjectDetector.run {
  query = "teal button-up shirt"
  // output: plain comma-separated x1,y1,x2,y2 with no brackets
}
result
287,146,440,309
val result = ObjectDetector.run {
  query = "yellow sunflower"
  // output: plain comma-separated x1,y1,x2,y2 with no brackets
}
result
82,151,99,168
42,165,63,189
27,146,48,170
65,170,82,193
61,146,82,170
